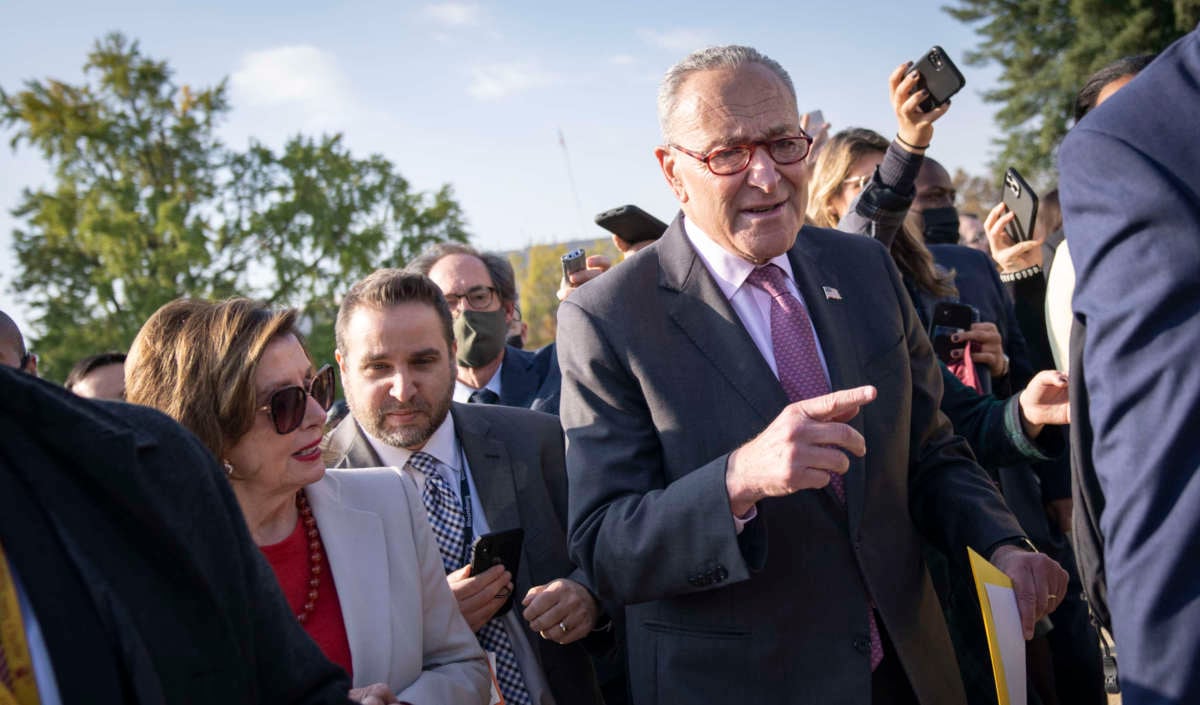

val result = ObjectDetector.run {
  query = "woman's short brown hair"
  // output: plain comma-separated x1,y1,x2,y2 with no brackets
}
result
126,298,299,459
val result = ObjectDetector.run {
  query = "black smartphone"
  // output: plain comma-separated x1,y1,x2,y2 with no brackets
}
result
909,46,966,113
1002,167,1040,243
470,527,524,616
561,247,586,281
594,205,668,245
930,301,978,364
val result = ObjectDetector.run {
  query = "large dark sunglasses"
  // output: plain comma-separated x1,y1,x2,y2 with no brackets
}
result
259,364,336,435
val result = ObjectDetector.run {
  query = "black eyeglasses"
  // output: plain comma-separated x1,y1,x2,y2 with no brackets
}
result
444,286,498,313
259,364,336,435
669,133,814,176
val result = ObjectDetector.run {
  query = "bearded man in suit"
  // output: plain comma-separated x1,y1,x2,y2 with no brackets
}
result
322,269,604,705
557,45,1067,705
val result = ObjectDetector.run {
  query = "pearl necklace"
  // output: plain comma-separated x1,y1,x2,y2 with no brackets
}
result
296,490,323,624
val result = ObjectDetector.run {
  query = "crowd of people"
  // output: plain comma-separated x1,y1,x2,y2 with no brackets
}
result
1,24,1197,705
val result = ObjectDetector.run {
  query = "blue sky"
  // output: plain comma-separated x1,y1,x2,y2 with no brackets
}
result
1,0,1004,339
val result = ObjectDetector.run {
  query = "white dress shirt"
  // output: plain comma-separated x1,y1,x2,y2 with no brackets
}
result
363,417,556,705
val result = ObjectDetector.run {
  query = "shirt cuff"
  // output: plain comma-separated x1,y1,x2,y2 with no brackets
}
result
732,505,758,534
1003,396,1049,461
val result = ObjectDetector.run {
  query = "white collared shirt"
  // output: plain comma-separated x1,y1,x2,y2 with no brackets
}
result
682,216,832,383
362,416,556,705
453,359,504,404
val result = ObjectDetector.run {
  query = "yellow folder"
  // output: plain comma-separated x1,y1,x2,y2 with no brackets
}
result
968,547,1027,705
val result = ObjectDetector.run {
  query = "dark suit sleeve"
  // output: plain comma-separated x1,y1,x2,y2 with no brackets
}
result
1060,105,1200,704
558,301,756,605
938,365,1062,470
876,243,1027,557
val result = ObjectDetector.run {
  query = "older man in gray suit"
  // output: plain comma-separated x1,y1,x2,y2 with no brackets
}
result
557,45,1067,704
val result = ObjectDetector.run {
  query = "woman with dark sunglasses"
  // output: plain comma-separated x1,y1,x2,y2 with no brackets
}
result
125,298,490,705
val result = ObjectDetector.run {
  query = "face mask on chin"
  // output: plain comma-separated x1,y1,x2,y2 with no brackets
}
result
453,308,509,368
921,206,962,245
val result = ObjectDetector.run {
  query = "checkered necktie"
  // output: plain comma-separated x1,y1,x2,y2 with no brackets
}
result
745,264,884,670
405,451,532,705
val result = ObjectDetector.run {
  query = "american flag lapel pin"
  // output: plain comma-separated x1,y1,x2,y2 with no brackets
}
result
822,286,842,301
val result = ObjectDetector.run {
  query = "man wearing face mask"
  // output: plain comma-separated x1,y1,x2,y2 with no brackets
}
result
407,243,561,415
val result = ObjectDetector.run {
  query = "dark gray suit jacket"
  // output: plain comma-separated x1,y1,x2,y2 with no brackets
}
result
322,402,603,705
558,217,1026,705
0,366,352,705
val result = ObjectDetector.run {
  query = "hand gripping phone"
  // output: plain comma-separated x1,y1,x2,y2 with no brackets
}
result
910,46,966,113
470,527,525,616
1002,167,1040,243
930,301,978,364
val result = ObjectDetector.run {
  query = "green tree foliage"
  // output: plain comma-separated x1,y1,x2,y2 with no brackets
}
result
945,0,1199,187
1,33,468,379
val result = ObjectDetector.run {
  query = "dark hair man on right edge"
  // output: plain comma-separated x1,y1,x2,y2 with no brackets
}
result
557,45,1067,704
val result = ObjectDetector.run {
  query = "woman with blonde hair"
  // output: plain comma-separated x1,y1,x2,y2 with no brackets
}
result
126,297,490,705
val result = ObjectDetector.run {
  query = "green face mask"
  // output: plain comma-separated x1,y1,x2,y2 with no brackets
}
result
453,308,509,368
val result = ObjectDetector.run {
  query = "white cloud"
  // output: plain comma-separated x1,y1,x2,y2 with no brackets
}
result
467,62,556,100
423,2,481,26
636,28,713,52
231,45,348,108
609,54,637,66
225,45,391,147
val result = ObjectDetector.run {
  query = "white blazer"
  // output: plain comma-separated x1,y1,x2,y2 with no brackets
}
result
306,467,490,704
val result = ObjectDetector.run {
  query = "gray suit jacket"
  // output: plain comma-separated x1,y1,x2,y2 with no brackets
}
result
322,403,604,705
558,217,1026,705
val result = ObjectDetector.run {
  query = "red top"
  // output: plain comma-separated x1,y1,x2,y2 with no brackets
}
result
260,514,354,678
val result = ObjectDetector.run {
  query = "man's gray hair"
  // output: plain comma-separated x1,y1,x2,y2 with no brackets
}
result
406,241,518,306
657,45,796,140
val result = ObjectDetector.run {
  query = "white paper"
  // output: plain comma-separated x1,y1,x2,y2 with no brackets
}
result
984,583,1027,705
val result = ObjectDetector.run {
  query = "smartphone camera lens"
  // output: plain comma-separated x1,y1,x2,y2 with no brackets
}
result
932,53,944,70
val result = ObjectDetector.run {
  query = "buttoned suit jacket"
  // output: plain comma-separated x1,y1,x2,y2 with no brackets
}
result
305,468,490,703
321,402,604,705
0,366,352,705
557,217,1026,705
499,343,561,414
1059,24,1200,705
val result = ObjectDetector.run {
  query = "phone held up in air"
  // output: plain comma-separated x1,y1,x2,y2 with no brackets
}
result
803,109,826,131
930,301,978,365
909,46,966,113
470,527,525,616
594,205,668,246
561,247,586,282
1001,167,1040,244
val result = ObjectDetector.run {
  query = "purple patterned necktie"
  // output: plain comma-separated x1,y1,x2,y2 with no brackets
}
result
745,264,884,671
406,451,533,705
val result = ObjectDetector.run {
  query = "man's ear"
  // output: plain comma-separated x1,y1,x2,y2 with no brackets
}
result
655,146,688,204
503,300,516,325
335,349,347,375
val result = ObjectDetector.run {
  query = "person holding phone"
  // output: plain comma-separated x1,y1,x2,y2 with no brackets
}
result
125,297,491,705
324,269,606,705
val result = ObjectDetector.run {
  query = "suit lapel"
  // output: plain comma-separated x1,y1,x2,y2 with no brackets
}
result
658,218,789,424
306,473,392,683
451,405,522,534
787,233,869,534
322,417,384,469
